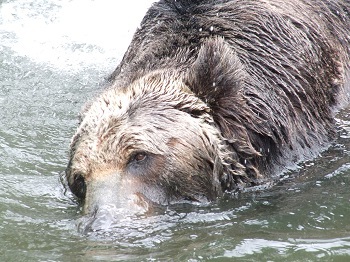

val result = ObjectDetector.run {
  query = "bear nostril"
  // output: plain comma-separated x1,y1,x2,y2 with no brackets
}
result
70,173,86,200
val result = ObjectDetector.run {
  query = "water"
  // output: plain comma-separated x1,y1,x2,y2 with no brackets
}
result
1,0,350,261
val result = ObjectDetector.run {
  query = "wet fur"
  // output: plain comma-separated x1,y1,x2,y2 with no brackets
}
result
66,0,350,203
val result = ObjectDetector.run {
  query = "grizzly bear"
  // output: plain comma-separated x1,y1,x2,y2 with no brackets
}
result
64,0,350,219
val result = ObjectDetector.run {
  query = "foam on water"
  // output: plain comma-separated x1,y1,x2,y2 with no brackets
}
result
0,0,155,72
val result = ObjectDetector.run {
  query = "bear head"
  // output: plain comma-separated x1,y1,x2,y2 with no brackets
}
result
65,38,260,228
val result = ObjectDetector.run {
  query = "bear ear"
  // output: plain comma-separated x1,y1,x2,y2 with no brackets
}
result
185,37,246,108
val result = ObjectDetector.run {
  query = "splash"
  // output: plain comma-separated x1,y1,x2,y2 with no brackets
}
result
0,0,155,72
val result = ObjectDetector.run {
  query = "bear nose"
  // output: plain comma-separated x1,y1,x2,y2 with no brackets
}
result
78,172,149,233
78,197,150,234
78,202,137,234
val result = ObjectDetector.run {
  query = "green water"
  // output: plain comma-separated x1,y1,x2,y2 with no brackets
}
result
1,0,350,261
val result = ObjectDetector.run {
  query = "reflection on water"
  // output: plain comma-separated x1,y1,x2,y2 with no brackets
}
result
1,0,350,261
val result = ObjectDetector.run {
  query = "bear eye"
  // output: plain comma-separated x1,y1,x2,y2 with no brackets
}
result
128,151,148,166
134,152,147,162
69,173,86,200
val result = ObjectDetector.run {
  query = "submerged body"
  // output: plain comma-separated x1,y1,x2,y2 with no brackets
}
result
65,0,350,224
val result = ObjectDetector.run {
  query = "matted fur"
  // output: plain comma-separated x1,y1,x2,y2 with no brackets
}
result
65,0,350,209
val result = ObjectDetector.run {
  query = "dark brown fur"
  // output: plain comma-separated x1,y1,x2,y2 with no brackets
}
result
65,0,350,215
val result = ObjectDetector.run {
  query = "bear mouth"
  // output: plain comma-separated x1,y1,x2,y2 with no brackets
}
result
75,191,212,234
76,192,164,234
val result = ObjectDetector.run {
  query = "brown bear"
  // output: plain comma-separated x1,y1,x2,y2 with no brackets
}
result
64,0,350,220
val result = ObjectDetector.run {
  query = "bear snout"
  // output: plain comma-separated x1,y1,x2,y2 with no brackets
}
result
77,172,154,233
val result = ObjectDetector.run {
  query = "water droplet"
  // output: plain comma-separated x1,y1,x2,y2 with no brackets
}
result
210,26,214,31
199,28,202,32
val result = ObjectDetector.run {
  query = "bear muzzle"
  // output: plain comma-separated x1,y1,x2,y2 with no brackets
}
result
76,171,162,233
